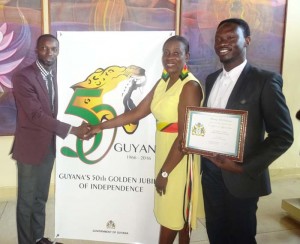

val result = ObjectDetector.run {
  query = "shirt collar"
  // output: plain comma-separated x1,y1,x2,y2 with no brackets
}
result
36,60,52,77
222,60,247,81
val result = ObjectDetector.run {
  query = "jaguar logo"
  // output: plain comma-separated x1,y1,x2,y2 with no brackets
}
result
61,65,146,164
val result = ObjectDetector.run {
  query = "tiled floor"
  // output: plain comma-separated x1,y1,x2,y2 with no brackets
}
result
1,176,300,244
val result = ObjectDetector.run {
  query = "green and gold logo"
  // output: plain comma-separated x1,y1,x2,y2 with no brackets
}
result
61,65,146,164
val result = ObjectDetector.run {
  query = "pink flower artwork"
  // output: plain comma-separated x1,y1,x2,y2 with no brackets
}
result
0,23,24,89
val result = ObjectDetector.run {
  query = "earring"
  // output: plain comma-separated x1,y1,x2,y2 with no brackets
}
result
179,64,189,80
161,69,169,81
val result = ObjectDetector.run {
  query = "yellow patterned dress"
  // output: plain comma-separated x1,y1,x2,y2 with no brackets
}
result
150,72,203,230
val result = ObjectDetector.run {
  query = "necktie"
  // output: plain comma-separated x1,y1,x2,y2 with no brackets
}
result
46,73,54,111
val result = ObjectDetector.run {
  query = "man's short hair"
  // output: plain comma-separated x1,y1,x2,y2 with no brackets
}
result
218,18,251,37
36,34,59,47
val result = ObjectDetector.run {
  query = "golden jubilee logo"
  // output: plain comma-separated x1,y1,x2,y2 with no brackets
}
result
60,65,146,164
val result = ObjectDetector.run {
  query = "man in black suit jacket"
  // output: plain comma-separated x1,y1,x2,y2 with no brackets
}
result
201,18,293,244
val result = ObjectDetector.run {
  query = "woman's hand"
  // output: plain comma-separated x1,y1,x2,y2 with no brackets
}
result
155,173,168,196
180,139,189,155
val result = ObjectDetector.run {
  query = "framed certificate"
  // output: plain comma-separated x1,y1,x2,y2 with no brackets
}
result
183,107,248,162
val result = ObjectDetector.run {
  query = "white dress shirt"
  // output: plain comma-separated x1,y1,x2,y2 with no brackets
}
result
207,60,247,108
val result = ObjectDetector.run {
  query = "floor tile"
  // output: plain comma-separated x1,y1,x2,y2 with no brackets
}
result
0,201,6,218
1,177,300,243
0,201,18,244
256,229,300,244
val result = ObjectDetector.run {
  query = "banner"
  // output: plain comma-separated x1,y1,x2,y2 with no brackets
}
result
55,31,174,243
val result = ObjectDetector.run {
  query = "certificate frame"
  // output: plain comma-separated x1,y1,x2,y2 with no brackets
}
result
183,106,248,162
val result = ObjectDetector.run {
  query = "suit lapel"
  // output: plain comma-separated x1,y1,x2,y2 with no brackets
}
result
226,63,251,109
33,63,48,97
33,63,55,113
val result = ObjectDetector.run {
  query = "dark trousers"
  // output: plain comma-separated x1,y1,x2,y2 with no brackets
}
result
202,166,259,244
16,149,55,244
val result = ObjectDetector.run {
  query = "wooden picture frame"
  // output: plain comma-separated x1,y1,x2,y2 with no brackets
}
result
183,106,248,162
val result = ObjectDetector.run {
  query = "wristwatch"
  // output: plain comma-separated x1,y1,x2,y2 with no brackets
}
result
161,171,169,178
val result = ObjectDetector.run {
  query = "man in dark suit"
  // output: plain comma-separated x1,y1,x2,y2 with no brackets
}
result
12,34,89,244
201,18,294,244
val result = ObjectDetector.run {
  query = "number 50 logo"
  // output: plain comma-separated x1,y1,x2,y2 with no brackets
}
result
61,88,117,165
60,65,146,164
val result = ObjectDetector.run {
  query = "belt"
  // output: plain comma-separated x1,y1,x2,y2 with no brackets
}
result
156,122,178,133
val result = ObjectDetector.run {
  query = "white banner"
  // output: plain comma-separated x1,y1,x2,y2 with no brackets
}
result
55,31,174,243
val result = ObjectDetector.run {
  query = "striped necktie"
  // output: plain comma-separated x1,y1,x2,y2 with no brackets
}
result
46,73,54,111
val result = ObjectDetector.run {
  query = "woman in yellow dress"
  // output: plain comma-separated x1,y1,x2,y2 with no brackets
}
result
87,35,203,244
